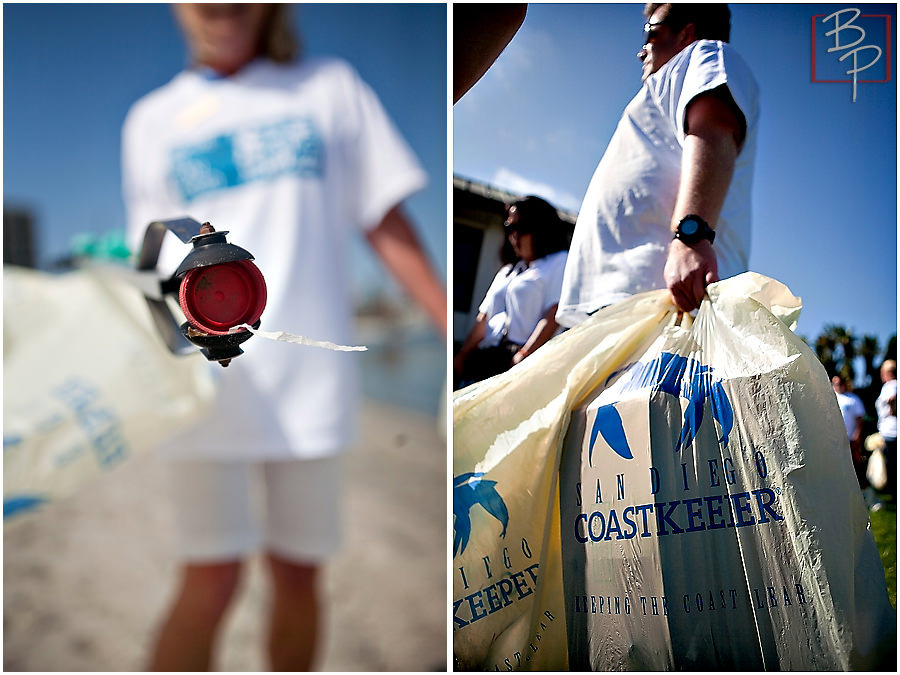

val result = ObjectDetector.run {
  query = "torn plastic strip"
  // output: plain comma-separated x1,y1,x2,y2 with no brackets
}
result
235,324,367,352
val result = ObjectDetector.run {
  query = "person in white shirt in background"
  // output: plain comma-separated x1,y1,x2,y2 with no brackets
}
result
875,359,897,502
832,373,879,509
122,4,446,670
454,196,569,387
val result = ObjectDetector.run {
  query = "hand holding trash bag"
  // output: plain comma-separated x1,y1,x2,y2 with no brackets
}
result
664,237,720,312
453,273,896,671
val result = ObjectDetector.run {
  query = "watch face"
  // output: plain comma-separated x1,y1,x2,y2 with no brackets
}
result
681,219,699,236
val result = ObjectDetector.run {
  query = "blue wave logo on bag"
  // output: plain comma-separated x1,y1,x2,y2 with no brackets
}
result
453,472,509,557
589,352,733,465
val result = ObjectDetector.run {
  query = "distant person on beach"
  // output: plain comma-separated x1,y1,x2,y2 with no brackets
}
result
831,373,879,508
122,4,445,670
454,196,568,387
875,359,897,499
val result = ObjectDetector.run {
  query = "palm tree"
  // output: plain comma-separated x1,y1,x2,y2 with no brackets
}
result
859,335,881,388
816,324,868,382
885,335,897,362
815,332,836,376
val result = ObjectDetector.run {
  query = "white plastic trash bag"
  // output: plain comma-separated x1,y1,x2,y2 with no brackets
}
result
3,266,216,518
452,272,895,671
866,434,889,491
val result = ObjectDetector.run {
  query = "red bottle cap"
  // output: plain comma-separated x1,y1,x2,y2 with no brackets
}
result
179,259,267,335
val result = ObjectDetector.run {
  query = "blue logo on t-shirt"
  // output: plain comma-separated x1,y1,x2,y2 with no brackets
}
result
170,116,324,201
588,352,734,465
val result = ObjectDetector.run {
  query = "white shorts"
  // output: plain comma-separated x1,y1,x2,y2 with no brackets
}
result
167,456,343,564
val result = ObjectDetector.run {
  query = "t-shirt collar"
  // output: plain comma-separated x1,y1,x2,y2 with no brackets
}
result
190,57,267,81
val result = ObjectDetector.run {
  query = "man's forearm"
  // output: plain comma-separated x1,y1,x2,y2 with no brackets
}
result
664,92,742,312
671,88,743,228
670,126,737,230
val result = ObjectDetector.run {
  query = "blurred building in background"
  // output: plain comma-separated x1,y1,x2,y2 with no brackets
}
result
4,206,37,268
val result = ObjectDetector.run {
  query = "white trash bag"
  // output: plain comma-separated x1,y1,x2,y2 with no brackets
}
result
865,433,888,491
4,266,216,518
453,272,895,671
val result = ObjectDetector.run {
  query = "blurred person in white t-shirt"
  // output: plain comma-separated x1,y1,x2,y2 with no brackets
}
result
876,359,897,499
122,4,445,670
832,374,876,507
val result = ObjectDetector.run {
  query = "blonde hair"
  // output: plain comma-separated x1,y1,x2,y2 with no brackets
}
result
261,4,300,63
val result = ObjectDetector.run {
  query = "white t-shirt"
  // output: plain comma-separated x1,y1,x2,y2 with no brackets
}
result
477,251,568,347
557,40,760,327
876,379,897,440
122,57,426,460
835,391,865,439
478,263,516,348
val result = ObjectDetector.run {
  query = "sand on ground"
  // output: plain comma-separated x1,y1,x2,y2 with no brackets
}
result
4,399,447,672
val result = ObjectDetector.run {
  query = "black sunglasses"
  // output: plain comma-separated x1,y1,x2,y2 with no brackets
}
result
504,224,531,236
642,20,669,45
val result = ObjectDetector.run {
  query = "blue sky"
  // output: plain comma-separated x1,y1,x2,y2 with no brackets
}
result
3,3,897,358
3,3,447,304
455,3,897,355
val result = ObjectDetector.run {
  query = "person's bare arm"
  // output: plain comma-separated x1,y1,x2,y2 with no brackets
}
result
512,303,559,365
454,4,527,103
365,205,447,334
664,86,744,312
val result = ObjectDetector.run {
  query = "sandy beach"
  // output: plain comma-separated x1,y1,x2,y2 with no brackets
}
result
4,399,447,672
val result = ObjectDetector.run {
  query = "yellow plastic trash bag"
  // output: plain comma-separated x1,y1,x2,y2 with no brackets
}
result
4,266,216,518
452,272,895,671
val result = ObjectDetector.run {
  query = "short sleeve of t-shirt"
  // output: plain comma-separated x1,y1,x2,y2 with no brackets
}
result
478,264,514,316
649,40,758,145
341,65,428,231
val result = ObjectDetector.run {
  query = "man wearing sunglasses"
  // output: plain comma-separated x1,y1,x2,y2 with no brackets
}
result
556,3,759,323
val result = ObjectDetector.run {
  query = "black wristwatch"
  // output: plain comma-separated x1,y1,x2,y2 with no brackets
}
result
673,215,716,245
